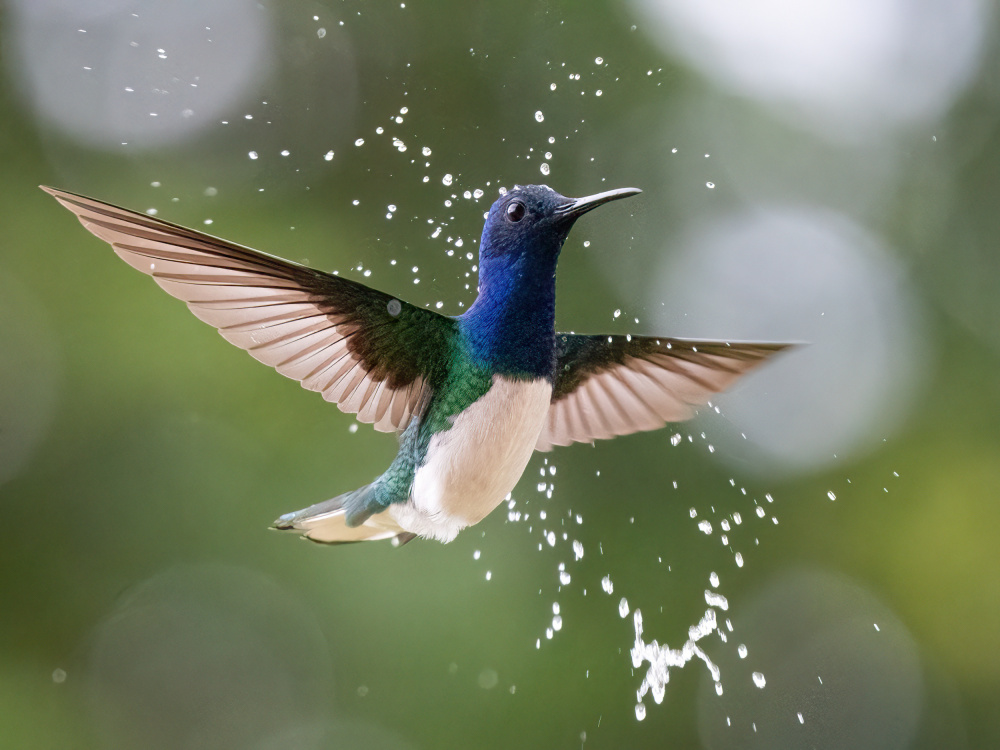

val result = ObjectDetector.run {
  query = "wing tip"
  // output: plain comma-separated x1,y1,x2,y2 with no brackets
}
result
40,185,74,210
40,184,83,205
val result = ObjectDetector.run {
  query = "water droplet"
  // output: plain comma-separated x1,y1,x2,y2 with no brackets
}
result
572,540,584,561
705,591,729,610
698,520,713,534
706,181,715,189
594,57,604,65
827,491,837,501
539,163,550,175
354,138,364,147
477,669,498,689
738,644,748,659
324,150,334,161
734,552,744,568
752,672,766,688
316,27,326,38
635,703,646,721
709,571,719,587
619,598,629,618
248,151,258,160
601,575,614,594
534,110,545,122
442,174,453,186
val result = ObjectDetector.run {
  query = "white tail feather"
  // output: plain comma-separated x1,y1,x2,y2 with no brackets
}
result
274,498,403,544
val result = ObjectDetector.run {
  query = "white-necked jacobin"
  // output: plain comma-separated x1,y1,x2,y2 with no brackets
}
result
43,184,789,545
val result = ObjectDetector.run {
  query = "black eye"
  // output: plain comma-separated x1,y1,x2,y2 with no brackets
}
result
506,201,526,222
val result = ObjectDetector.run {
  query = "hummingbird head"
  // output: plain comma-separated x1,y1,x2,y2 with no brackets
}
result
479,184,641,268
462,184,641,373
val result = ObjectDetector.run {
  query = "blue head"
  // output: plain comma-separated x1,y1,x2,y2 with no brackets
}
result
461,184,641,377
477,185,641,283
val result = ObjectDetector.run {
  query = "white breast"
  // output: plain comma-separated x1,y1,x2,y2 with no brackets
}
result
390,376,552,542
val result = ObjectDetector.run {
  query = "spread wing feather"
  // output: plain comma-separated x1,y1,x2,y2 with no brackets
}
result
43,186,453,432
537,334,791,450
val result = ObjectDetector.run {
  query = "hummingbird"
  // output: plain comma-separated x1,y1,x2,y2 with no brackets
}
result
43,184,789,546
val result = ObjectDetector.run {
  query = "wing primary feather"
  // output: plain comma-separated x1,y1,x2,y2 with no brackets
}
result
43,185,457,434
539,333,792,449
272,331,349,370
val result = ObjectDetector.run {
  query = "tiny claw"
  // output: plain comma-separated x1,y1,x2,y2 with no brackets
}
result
392,532,418,547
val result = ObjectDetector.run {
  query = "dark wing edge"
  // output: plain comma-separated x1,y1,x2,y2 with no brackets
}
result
536,333,794,451
42,186,454,433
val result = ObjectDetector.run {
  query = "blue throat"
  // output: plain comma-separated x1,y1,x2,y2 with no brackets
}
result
459,249,558,380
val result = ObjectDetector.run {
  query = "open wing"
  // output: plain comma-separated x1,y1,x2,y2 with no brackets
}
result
536,333,791,450
43,186,455,432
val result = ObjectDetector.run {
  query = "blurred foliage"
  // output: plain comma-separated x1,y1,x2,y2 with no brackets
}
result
2,1,1000,748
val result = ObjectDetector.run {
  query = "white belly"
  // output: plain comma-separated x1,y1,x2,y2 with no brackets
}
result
389,376,552,542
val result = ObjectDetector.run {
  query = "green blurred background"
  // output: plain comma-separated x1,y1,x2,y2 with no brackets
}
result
2,1,999,748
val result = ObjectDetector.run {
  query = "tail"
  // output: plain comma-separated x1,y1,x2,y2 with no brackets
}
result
272,484,416,545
